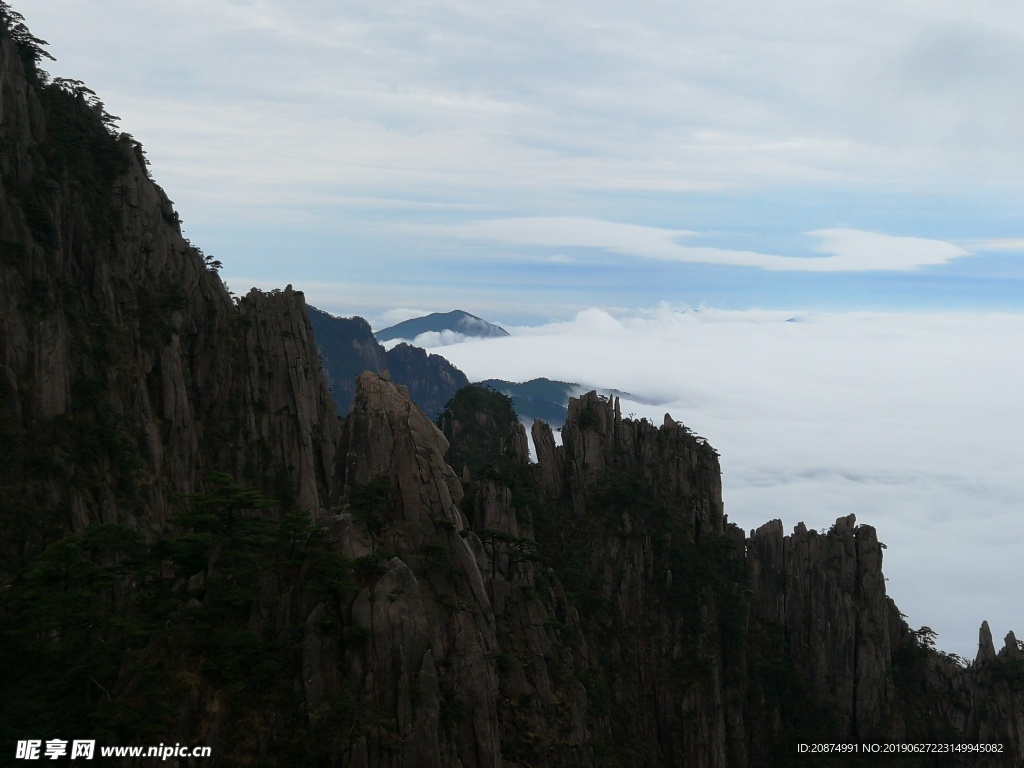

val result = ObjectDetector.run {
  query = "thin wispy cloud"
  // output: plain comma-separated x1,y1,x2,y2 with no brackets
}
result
971,238,1024,252
440,218,969,272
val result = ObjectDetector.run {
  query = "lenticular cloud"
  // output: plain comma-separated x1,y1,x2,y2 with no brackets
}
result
428,306,1024,659
438,218,969,271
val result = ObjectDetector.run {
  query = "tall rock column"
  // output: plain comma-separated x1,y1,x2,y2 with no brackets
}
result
749,515,896,739
335,373,503,768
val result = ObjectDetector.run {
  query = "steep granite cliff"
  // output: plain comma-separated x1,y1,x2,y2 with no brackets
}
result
0,22,338,567
325,381,1024,767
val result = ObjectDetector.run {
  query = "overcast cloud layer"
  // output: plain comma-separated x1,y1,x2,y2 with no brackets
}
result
30,1,1024,192
22,1,1024,318
429,309,1024,661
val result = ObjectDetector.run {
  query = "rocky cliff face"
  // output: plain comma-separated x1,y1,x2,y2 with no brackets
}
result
0,26,338,572
748,516,897,740
337,382,1023,767
450,389,1024,767
329,373,503,767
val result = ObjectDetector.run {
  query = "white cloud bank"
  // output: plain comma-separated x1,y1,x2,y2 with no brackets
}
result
381,330,472,350
440,218,969,271
428,307,1024,659
410,330,469,347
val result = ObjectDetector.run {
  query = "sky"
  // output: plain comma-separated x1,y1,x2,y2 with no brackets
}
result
19,2,1024,658
22,0,1024,323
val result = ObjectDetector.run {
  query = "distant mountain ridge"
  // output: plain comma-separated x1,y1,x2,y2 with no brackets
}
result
479,377,647,426
307,306,468,419
375,309,510,342
477,378,578,425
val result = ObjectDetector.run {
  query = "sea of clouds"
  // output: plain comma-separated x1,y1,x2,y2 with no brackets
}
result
414,306,1024,661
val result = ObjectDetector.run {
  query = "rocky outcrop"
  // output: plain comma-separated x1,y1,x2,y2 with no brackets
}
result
436,384,528,483
336,372,467,554
748,516,897,739
384,342,470,421
437,388,1024,766
530,419,563,499
219,287,340,513
890,618,1024,759
332,373,503,768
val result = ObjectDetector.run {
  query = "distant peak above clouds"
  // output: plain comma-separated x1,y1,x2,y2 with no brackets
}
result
438,217,969,272
375,310,510,344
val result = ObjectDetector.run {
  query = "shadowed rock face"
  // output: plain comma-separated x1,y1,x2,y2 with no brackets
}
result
333,373,503,768
0,30,338,565
749,516,896,738
432,387,1024,767
337,372,466,553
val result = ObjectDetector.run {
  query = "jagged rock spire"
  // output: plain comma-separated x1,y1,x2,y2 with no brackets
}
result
977,620,997,665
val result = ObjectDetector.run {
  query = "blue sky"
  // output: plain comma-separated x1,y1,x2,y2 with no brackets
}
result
20,2,1024,657
23,0,1024,325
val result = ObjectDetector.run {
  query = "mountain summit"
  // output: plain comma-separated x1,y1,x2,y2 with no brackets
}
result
375,309,510,342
